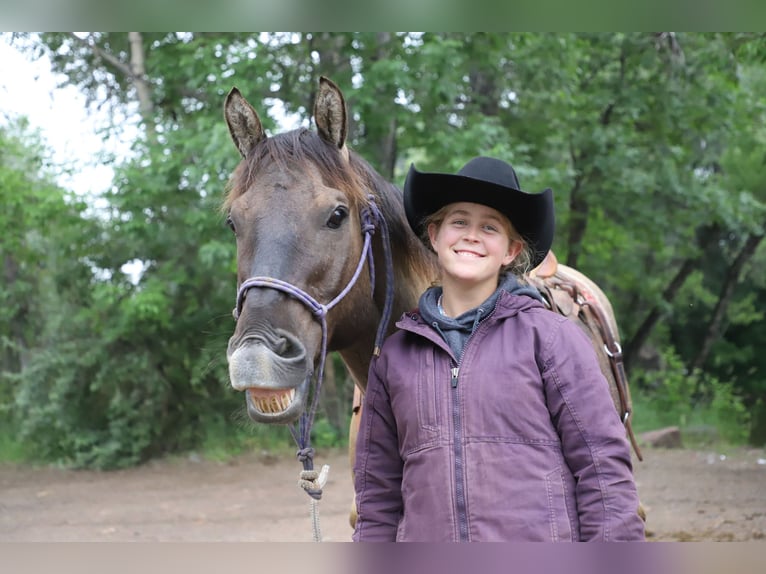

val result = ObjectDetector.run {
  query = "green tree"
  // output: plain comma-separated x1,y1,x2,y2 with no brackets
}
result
5,32,764,464
0,119,101,461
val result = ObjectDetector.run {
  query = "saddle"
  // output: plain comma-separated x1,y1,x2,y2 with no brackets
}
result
529,251,643,461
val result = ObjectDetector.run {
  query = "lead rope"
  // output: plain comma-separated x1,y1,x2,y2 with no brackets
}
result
233,195,395,541
299,463,330,541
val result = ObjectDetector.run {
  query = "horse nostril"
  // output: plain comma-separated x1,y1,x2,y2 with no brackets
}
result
274,337,287,355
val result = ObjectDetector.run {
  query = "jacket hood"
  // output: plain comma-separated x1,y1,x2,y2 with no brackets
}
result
399,281,546,335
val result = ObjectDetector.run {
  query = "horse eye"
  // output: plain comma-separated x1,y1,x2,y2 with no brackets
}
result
327,206,349,230
226,215,236,234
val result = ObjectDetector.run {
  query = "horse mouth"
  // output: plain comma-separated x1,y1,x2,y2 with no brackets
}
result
228,335,310,423
247,388,297,415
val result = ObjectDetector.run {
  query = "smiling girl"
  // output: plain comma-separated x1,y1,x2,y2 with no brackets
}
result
352,156,644,542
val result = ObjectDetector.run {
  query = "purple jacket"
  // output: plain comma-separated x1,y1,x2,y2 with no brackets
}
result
353,291,644,542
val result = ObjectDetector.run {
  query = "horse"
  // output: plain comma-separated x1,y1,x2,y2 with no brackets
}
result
222,76,643,526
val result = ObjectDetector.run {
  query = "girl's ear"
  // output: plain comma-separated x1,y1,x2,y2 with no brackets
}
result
503,239,523,267
427,223,439,251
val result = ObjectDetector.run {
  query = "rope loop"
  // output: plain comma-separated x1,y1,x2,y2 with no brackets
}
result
361,220,375,234
298,464,330,501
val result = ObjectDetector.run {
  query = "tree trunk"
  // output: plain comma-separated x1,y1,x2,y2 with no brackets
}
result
691,233,764,373
317,353,354,438
128,32,155,136
624,225,720,372
69,32,155,138
565,168,588,269
369,33,397,180
624,258,698,372
2,254,23,373
467,35,501,117
565,101,613,269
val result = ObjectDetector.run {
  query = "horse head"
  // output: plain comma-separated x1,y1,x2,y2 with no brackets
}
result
223,77,430,426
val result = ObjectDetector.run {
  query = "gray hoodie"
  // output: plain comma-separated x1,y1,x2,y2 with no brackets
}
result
418,273,542,362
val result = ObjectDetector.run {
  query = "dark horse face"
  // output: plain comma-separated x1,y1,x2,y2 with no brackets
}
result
223,78,371,424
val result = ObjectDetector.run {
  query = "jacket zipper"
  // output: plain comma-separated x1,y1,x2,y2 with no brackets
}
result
450,364,469,541
448,302,500,542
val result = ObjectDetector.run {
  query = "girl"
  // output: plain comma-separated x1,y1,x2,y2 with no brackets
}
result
352,156,644,542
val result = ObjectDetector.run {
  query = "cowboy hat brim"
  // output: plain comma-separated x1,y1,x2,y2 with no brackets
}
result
403,163,555,269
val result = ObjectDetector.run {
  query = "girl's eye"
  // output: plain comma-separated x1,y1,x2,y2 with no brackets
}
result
327,206,349,229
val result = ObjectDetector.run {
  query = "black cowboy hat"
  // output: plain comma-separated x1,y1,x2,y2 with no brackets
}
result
403,156,555,268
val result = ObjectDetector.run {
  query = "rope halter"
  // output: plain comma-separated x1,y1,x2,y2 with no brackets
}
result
232,195,395,500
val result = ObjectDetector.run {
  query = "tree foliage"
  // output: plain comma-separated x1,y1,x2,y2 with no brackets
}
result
3,32,765,467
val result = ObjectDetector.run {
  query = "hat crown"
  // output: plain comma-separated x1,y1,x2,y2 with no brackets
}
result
457,157,521,191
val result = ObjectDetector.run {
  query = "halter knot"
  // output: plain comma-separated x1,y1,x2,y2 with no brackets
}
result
360,203,377,234
296,446,316,470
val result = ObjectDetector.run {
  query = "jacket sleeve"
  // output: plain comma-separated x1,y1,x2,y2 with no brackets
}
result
352,354,404,541
541,318,645,541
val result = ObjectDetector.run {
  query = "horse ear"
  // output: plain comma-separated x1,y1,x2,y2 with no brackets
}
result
224,87,266,158
314,76,348,151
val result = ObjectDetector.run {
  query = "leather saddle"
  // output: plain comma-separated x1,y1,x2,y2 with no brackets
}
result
528,251,643,461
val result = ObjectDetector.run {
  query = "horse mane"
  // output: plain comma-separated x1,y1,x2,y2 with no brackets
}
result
223,127,436,291
224,128,365,211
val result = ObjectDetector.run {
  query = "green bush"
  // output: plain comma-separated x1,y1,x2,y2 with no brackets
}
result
198,410,294,462
631,347,751,446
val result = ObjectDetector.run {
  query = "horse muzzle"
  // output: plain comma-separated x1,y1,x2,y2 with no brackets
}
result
227,332,311,424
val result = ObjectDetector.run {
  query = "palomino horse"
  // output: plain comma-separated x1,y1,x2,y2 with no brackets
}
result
223,77,642,524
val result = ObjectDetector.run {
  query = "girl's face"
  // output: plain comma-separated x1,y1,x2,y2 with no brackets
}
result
427,202,522,291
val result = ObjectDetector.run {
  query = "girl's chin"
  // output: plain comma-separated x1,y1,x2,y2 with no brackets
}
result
442,271,499,286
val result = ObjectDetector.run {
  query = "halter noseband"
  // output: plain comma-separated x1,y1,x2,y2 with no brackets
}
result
232,195,395,499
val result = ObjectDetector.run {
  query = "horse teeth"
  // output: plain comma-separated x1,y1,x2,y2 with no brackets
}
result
252,389,295,414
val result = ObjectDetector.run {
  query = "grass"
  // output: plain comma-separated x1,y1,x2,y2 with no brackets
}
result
630,386,750,450
197,416,295,462
0,427,29,464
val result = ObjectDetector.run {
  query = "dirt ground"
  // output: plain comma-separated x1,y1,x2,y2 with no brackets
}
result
1,445,764,542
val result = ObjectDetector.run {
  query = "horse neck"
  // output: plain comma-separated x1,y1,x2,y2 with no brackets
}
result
337,218,436,392
391,237,436,314
333,161,436,389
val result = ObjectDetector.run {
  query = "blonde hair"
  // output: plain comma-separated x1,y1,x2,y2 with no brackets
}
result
422,204,535,280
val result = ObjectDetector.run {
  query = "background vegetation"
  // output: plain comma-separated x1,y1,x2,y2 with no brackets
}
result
1,32,764,468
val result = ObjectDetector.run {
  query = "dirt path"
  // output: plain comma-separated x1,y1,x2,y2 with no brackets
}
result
1,446,764,542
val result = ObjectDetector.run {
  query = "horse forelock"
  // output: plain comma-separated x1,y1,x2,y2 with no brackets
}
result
223,128,368,213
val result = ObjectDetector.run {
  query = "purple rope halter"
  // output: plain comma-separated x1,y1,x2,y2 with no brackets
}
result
232,195,395,499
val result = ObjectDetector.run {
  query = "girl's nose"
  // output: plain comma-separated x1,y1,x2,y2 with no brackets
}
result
463,225,480,241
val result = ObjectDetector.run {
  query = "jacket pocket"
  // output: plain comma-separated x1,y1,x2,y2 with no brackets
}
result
417,348,440,432
544,467,574,542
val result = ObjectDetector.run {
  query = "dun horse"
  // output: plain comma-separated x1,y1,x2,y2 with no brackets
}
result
223,77,642,525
